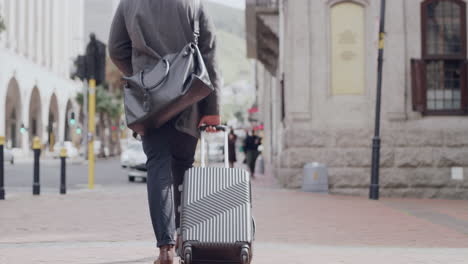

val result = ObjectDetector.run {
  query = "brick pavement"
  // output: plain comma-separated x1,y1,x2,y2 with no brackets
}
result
1,171,468,264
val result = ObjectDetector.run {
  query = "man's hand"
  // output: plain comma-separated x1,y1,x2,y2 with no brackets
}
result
129,123,145,136
198,115,221,133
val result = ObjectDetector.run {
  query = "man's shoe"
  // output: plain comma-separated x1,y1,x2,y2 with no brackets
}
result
154,245,175,264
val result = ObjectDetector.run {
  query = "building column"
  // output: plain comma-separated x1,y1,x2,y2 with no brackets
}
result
57,100,66,145
8,0,16,51
17,0,26,55
27,0,35,60
0,0,5,48
384,0,407,121
21,101,30,155
41,94,49,145
44,0,51,68
63,0,71,77
262,67,273,163
0,77,6,138
283,0,312,121
51,0,60,74
77,0,85,54
35,0,43,64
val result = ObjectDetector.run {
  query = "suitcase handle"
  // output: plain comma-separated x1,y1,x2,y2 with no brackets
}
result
200,125,229,168
199,125,226,132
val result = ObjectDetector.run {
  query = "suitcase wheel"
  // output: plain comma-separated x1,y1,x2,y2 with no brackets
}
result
182,245,192,264
240,246,250,264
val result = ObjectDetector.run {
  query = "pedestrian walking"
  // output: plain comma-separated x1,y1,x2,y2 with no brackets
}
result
243,129,261,178
109,1,221,263
228,127,237,168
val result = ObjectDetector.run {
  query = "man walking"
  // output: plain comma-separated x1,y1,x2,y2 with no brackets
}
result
228,127,237,168
108,1,221,263
244,129,261,178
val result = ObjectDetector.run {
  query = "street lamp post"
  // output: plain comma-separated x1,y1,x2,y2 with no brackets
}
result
370,0,387,200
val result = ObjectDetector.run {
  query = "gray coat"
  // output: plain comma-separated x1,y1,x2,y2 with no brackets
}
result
108,0,221,138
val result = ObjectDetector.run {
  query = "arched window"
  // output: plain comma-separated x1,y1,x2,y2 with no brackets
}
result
413,0,467,114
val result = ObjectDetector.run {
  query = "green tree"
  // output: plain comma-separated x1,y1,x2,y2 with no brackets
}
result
76,85,123,158
96,86,122,157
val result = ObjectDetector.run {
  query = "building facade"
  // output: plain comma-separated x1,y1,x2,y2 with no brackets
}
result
247,0,468,199
0,0,84,155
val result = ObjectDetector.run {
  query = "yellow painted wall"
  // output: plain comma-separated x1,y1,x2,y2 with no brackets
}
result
331,2,365,95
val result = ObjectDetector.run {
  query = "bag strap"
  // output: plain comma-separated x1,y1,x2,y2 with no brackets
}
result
193,0,201,45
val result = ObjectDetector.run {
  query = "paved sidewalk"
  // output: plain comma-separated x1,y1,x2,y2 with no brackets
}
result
1,173,468,263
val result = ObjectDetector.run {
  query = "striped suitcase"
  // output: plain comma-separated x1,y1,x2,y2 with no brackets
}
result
178,126,254,264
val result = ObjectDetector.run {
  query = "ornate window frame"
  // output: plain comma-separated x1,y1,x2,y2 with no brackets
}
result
412,0,468,115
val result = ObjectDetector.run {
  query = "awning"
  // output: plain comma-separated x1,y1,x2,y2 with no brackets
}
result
257,14,279,75
258,14,279,36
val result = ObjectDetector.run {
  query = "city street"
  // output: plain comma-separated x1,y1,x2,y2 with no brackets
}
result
1,160,468,264
3,0,468,263
4,158,133,192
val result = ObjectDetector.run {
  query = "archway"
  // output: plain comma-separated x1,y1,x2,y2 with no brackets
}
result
28,86,43,145
5,78,22,148
64,99,74,142
48,93,59,151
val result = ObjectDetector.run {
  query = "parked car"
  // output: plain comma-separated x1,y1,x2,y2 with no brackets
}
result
121,140,146,168
93,141,110,157
3,148,14,164
128,163,147,182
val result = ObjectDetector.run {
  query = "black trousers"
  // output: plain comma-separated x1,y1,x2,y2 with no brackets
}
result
142,121,198,247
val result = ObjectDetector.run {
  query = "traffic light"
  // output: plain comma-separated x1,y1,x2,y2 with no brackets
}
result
85,33,106,86
71,55,87,81
71,33,106,84
111,126,117,131
76,127,82,135
69,112,76,125
20,124,27,134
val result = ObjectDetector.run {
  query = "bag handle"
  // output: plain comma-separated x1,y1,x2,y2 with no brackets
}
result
141,59,170,90
121,58,170,91
193,0,201,45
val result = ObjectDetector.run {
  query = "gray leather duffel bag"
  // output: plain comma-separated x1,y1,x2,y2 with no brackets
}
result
123,0,213,132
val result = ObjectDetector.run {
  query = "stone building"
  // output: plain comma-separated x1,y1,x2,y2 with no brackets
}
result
247,0,468,199
0,0,84,155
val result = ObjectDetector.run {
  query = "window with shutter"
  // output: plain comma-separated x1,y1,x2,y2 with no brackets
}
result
416,0,468,115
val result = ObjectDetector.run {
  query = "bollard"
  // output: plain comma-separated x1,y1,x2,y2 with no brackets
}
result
0,136,5,200
60,147,67,194
32,137,41,195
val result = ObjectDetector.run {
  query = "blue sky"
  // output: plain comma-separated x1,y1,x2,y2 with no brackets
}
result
206,0,245,9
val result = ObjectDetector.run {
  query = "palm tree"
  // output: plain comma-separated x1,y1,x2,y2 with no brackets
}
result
95,86,109,157
107,99,123,156
76,85,123,158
